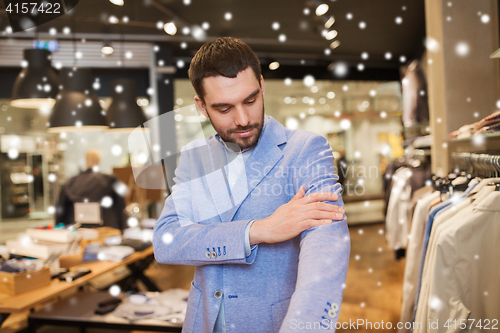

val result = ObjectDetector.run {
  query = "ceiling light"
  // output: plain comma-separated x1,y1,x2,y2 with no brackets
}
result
109,0,124,5
324,16,335,29
109,16,119,24
325,30,338,40
107,79,147,132
330,40,340,49
269,61,280,70
101,41,114,55
48,68,108,133
11,49,60,109
101,46,114,55
316,3,329,16
164,22,177,35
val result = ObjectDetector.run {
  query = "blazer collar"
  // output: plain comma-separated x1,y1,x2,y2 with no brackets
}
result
201,116,287,221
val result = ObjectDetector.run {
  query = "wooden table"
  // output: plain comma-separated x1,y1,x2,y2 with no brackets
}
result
0,247,158,328
28,291,182,333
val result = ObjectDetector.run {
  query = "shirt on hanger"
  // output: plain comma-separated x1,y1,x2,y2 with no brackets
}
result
409,186,434,228
411,181,479,323
399,190,441,331
415,191,500,333
386,167,413,250
414,182,498,332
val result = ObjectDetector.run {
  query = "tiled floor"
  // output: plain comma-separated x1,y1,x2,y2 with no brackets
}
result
337,223,406,332
1,223,406,333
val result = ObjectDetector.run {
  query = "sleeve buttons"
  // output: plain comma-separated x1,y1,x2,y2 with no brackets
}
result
327,303,339,318
206,251,212,258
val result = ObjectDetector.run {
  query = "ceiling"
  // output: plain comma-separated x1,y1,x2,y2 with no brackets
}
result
0,0,426,71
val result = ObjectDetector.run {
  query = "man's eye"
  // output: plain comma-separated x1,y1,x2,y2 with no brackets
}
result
246,99,256,105
220,108,230,113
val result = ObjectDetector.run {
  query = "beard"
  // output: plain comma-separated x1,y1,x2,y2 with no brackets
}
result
211,106,265,151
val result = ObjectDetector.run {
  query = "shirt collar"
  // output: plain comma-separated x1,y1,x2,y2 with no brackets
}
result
215,114,268,154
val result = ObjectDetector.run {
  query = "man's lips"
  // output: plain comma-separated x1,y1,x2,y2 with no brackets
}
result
233,128,254,137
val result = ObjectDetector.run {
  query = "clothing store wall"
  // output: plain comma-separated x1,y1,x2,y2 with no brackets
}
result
174,79,404,199
424,0,500,174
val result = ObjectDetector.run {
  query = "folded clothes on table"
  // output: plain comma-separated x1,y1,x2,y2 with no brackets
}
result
111,288,189,323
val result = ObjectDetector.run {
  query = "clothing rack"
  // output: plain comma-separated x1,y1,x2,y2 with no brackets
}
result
451,152,500,177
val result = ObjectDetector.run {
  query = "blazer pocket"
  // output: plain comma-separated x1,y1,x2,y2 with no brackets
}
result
183,281,202,333
271,298,291,333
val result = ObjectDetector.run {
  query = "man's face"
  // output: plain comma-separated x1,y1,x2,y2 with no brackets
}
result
194,67,265,151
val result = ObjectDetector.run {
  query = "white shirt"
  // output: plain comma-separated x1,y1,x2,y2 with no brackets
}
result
414,185,499,332
399,191,441,331
414,191,500,332
386,167,413,250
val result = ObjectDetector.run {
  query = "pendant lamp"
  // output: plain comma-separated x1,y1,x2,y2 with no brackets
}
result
11,49,60,109
48,68,108,133
106,79,147,132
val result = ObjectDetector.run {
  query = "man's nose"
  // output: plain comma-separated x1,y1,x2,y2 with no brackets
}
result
234,105,250,127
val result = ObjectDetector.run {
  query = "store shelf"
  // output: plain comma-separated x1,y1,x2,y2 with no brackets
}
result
447,132,500,160
448,132,500,143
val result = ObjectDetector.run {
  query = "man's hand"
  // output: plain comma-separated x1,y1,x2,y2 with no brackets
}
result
249,186,344,245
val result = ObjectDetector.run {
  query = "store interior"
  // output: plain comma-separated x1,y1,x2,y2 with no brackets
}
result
1,0,500,332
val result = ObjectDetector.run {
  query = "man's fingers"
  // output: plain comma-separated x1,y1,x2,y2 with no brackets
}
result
291,186,306,201
299,219,333,230
300,202,345,214
299,210,344,221
301,192,339,204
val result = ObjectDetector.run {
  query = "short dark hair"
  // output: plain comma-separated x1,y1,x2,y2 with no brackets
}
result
188,37,261,102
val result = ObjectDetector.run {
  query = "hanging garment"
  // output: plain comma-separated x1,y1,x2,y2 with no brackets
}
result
384,160,405,215
414,182,499,332
402,60,429,127
409,186,434,227
414,191,500,333
399,191,440,331
385,167,413,250
412,181,478,324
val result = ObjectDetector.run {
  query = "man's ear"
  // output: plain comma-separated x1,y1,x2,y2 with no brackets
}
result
194,95,208,118
260,75,265,99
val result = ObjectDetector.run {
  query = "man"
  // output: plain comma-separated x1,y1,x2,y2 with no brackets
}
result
153,37,350,333
56,149,127,230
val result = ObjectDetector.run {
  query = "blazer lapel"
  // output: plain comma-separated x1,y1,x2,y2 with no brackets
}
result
197,116,287,223
226,117,287,221
199,137,234,222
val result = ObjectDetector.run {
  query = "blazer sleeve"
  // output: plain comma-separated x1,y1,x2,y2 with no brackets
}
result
153,146,258,266
280,135,350,332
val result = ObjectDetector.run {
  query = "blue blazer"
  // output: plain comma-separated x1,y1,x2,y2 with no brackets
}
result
153,116,350,332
